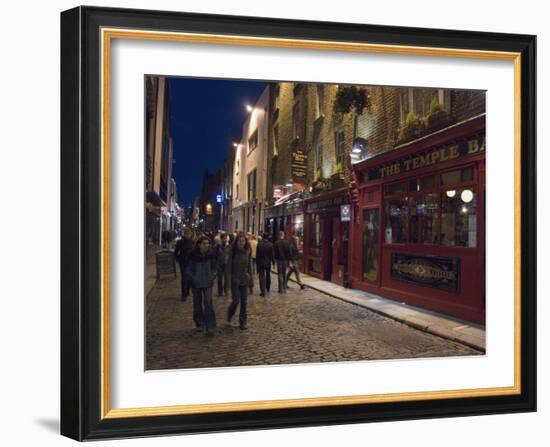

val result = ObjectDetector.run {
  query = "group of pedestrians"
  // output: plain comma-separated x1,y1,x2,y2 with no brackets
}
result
173,228,305,336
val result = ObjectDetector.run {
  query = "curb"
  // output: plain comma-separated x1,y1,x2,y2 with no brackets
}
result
287,275,485,353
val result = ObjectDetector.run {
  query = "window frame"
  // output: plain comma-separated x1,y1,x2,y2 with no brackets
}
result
247,129,259,154
247,169,257,201
334,128,345,167
382,164,478,248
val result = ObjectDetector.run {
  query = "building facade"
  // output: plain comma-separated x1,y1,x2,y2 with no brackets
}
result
167,177,180,233
349,86,486,324
264,83,307,251
198,169,222,232
145,76,174,246
219,149,234,232
301,84,355,285
231,86,270,235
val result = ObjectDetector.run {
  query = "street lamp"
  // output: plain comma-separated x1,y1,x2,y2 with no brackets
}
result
246,104,253,112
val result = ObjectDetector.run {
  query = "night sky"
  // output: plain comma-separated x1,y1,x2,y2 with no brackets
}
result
168,77,268,206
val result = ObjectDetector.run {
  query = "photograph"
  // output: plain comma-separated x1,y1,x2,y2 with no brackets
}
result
144,76,486,371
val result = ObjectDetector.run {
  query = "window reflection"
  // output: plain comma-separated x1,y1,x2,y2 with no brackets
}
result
410,193,439,244
382,170,478,248
385,198,408,244
442,189,477,247
362,209,379,282
310,213,322,256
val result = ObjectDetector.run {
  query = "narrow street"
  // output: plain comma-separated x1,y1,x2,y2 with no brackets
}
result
146,271,481,370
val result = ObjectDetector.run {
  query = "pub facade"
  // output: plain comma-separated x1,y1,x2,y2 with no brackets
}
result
303,187,350,285
349,87,486,324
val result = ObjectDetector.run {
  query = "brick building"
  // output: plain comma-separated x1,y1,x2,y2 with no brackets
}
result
264,82,310,248
301,84,356,285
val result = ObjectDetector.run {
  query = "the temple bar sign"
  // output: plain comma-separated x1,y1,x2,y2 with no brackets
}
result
368,136,485,180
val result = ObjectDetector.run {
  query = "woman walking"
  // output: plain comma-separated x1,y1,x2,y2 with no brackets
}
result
227,233,252,330
286,236,305,290
186,236,217,335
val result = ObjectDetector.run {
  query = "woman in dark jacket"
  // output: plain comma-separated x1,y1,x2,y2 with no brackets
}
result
227,234,252,330
286,236,305,290
186,236,217,335
174,228,195,301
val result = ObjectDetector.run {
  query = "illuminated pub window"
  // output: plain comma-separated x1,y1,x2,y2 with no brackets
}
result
310,213,322,257
385,187,408,244
291,215,304,254
362,209,379,282
383,166,477,247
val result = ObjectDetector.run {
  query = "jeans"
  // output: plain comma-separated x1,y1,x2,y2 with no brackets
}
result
217,265,229,295
276,260,289,292
286,262,303,285
257,266,271,295
179,261,190,299
249,259,256,293
228,284,248,326
191,287,216,332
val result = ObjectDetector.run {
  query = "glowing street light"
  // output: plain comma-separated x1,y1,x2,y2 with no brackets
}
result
246,104,253,112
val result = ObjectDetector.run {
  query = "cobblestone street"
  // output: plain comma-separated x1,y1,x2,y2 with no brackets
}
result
146,272,481,370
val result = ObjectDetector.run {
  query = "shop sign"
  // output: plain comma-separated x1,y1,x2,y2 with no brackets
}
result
291,146,308,184
286,200,304,215
366,135,485,181
340,204,351,222
265,205,284,218
306,194,348,213
273,185,284,199
390,253,460,292
155,249,176,279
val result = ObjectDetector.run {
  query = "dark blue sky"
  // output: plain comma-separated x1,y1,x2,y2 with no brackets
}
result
168,77,267,206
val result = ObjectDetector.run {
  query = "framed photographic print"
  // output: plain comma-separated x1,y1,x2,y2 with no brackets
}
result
60,5,536,441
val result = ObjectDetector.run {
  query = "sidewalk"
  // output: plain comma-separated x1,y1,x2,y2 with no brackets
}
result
145,243,158,298
288,273,486,352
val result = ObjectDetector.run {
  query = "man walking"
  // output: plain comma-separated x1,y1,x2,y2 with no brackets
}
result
256,232,274,296
215,233,231,296
174,227,195,301
273,231,291,293
248,235,258,293
286,236,305,290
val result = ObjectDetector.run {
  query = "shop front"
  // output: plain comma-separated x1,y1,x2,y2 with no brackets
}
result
350,115,485,324
303,188,350,285
265,192,305,259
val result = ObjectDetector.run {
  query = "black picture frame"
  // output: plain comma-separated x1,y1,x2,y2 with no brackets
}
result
61,6,536,441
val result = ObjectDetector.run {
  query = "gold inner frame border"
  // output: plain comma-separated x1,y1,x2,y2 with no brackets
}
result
100,27,522,420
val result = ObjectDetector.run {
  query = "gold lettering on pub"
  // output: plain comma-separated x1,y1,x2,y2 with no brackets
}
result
377,137,483,178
